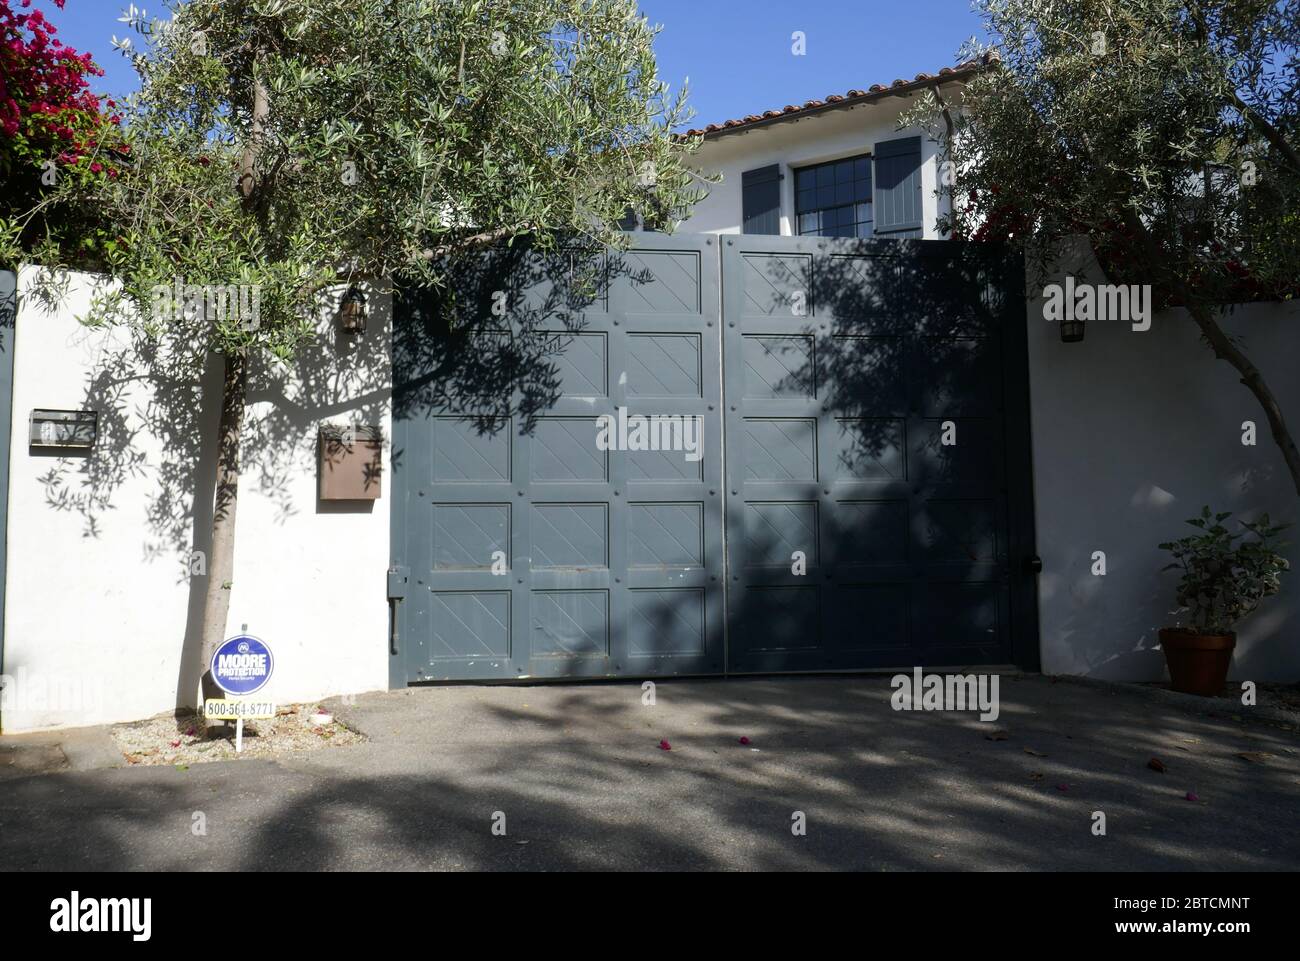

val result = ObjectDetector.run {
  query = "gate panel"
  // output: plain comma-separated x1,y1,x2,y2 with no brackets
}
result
391,235,724,682
722,235,1037,672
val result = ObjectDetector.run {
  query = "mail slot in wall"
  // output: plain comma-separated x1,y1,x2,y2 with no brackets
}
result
319,425,383,500
30,409,98,449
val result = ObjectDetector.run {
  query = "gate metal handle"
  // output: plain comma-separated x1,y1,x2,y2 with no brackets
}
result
387,565,409,656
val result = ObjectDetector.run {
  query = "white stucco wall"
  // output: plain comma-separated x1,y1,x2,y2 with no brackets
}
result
684,94,954,237
1028,245,1300,682
0,267,392,732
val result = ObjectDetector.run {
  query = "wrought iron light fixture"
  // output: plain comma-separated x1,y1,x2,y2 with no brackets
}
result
338,285,368,334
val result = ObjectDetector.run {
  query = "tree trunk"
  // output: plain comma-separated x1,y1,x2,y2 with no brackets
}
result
197,43,267,705
197,350,247,700
1186,302,1300,496
1118,208,1300,497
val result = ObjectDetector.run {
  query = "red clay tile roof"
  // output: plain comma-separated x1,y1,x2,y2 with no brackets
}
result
684,53,999,139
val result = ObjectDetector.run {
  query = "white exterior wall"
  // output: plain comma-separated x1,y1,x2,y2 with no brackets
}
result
1,267,392,732
684,95,951,237
1028,245,1300,681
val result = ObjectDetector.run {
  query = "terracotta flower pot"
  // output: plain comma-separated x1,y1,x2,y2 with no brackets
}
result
1158,627,1236,696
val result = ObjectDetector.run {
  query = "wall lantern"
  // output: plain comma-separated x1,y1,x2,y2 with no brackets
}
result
337,285,368,334
29,409,97,449
1060,318,1085,343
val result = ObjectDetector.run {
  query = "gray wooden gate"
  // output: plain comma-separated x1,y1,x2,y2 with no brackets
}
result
389,234,1037,684
389,235,726,682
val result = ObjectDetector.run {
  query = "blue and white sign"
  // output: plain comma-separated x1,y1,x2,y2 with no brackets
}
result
210,634,274,696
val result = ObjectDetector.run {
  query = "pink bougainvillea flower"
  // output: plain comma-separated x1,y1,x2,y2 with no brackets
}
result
658,740,671,751
738,736,750,745
1186,791,1199,802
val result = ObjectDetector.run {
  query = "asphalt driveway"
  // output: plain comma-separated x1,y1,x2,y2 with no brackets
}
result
1,674,1297,871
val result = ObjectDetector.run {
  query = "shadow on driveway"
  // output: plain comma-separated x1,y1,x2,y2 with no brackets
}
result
0,675,1296,870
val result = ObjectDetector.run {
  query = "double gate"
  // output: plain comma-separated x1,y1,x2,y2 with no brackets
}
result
389,234,1038,685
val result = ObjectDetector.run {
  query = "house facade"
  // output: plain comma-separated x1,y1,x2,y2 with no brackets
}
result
680,62,970,239
2,60,1299,734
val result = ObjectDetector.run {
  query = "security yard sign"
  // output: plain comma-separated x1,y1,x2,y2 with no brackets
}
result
207,634,276,752
211,634,274,695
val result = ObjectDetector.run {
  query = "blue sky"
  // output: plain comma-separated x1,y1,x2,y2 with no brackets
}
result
47,0,986,127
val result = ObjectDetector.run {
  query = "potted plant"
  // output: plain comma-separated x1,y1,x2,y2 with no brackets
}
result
1158,507,1290,695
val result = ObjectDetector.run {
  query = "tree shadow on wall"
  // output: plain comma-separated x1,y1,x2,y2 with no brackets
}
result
20,269,390,711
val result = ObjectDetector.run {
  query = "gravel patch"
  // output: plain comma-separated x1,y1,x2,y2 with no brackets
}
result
111,703,365,767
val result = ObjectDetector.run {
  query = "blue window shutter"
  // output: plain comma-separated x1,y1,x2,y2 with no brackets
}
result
873,136,923,238
742,164,783,235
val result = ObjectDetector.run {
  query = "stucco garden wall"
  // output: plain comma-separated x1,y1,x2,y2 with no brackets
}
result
0,266,392,732
1028,244,1300,682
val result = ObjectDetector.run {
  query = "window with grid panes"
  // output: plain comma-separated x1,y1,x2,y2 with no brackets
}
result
794,154,873,238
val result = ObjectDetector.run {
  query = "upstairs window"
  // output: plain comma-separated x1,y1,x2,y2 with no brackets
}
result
795,155,873,238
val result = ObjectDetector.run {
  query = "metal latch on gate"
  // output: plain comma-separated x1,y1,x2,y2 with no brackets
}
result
387,566,408,655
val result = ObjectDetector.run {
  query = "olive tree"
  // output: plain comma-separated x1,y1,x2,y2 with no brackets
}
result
907,0,1300,491
7,0,703,699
